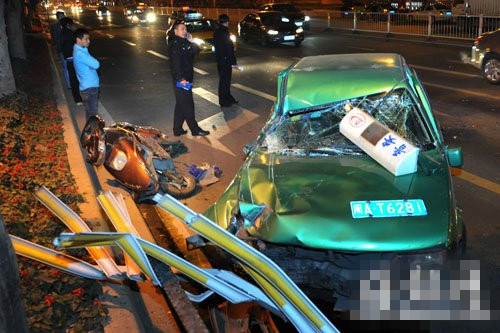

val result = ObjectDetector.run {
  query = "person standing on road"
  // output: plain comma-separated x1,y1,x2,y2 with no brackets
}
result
167,21,209,137
213,14,238,107
73,28,100,120
59,18,83,106
50,11,70,89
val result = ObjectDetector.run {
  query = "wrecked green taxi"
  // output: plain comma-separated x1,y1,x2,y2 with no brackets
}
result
205,53,465,303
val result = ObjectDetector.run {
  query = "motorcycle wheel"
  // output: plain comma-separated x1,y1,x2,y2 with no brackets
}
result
160,171,196,199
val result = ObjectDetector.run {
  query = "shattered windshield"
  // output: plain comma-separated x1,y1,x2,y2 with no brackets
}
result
262,88,432,156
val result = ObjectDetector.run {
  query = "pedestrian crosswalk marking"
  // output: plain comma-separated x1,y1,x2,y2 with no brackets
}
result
147,50,168,60
122,40,136,46
192,87,259,156
193,67,209,75
231,83,276,102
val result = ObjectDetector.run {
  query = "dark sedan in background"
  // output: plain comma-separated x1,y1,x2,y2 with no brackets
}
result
258,3,310,30
238,11,305,47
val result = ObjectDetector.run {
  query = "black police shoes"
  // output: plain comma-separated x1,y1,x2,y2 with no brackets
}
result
173,129,188,136
192,129,210,136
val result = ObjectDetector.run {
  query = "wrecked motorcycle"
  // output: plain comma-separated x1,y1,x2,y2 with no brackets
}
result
80,115,196,202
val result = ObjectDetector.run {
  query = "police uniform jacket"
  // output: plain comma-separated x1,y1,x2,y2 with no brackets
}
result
168,35,200,83
213,25,236,66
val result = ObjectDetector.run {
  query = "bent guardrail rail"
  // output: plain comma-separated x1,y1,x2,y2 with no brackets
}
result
10,235,106,280
11,187,339,332
34,186,124,279
154,193,339,333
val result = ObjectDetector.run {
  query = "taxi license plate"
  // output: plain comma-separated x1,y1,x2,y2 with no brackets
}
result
284,35,295,41
350,199,427,219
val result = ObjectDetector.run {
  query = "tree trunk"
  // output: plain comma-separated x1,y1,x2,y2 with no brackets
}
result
0,0,16,96
6,0,26,59
0,216,29,333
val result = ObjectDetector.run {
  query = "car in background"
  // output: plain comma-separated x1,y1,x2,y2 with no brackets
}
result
412,3,453,22
166,18,237,54
470,28,500,84
258,3,310,30
168,8,202,24
96,5,109,17
204,53,465,306
130,7,157,24
124,4,136,16
238,11,305,47
71,3,83,13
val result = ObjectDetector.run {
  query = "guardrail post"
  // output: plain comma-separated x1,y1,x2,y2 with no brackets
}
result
478,14,483,36
427,14,432,38
327,11,331,29
353,12,357,32
387,13,391,34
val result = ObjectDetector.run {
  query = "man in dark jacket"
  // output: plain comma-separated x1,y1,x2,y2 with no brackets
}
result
50,11,70,89
167,21,209,136
213,14,238,107
60,17,82,105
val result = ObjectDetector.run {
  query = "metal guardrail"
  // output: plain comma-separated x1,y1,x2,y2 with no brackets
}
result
323,11,499,40
12,187,339,332
154,6,499,40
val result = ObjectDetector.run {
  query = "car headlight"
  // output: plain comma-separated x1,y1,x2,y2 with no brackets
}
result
230,34,236,42
147,13,156,22
304,15,310,21
132,15,138,21
296,27,303,33
267,29,279,35
109,150,128,171
127,10,131,14
192,38,205,45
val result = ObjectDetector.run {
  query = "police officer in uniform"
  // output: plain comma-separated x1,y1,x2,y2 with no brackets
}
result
213,14,238,107
168,21,209,136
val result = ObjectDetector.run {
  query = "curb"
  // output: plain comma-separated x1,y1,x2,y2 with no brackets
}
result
46,36,174,332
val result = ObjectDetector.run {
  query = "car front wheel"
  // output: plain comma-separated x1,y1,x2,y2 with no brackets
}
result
483,55,500,85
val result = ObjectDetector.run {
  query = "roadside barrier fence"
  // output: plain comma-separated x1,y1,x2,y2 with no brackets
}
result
154,6,499,41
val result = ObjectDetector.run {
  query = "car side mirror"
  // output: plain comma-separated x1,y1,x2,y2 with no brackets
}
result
447,147,463,168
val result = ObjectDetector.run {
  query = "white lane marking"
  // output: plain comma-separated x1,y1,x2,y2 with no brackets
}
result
423,81,500,101
411,64,481,78
193,67,209,75
97,100,115,125
106,33,114,39
232,83,276,102
192,87,259,156
347,46,375,51
122,40,136,46
147,50,168,60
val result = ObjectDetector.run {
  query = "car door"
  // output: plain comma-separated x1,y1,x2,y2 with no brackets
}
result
247,14,259,39
239,15,251,37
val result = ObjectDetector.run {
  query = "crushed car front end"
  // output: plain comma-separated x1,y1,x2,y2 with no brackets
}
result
205,53,465,305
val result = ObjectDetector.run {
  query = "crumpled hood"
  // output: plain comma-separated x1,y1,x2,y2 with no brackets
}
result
239,150,451,252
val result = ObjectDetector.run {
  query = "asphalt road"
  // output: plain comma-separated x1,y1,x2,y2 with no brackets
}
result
55,6,499,331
